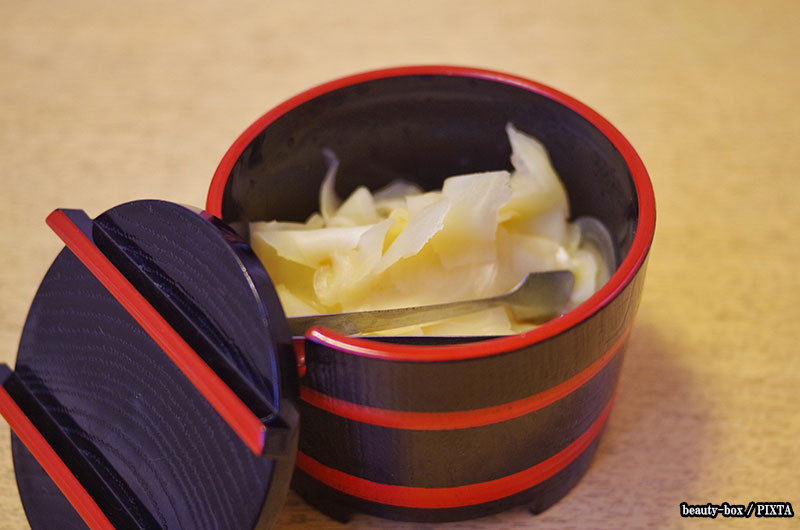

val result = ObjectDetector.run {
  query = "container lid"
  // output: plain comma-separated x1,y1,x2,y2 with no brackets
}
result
2,200,299,529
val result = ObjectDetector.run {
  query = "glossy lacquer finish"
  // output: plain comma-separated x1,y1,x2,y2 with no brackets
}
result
9,202,299,529
210,66,655,522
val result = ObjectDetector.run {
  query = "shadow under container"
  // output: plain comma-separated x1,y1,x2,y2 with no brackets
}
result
208,65,656,522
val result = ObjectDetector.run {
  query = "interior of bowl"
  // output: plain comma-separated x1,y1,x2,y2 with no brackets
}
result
219,74,638,270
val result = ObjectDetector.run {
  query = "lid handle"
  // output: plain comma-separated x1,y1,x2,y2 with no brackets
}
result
0,364,160,529
46,209,270,456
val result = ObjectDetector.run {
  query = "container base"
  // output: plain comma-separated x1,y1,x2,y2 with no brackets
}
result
291,430,605,523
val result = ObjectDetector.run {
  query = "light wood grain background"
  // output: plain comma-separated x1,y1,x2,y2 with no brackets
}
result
1,1,798,529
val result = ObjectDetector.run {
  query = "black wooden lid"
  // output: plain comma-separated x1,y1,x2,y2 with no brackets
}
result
3,200,300,529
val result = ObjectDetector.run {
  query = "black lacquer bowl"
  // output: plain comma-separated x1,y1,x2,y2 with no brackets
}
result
208,65,656,522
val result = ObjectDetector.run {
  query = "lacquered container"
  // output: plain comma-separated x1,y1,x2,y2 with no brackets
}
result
207,65,656,522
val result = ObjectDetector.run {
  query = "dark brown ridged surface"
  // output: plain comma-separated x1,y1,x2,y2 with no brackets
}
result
291,431,607,523
297,348,624,487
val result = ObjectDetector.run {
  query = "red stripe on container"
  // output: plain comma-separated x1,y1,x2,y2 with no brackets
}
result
296,394,615,509
46,209,266,456
301,326,629,430
0,387,115,530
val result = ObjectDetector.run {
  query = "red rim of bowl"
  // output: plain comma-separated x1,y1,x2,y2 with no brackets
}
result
207,65,655,362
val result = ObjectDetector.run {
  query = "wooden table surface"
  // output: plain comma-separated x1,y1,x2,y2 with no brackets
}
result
1,1,798,528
